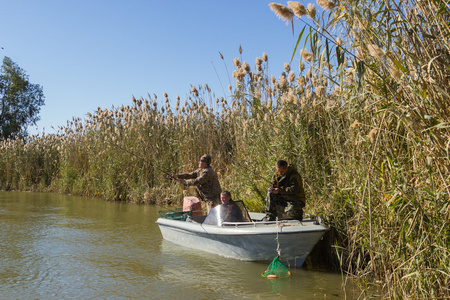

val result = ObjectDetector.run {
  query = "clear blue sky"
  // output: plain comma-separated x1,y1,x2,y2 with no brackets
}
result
1,0,310,134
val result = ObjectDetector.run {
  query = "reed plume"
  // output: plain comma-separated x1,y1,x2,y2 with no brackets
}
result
269,3,294,24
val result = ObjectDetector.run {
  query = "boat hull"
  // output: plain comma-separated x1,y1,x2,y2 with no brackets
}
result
156,217,328,267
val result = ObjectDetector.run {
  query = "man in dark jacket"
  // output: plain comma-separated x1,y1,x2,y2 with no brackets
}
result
263,160,305,221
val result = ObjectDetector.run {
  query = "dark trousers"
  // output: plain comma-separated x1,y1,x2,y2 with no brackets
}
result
265,192,303,221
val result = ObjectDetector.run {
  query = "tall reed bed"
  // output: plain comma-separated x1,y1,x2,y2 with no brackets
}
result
0,0,449,298
267,0,449,298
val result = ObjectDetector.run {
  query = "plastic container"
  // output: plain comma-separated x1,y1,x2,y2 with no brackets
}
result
183,196,202,216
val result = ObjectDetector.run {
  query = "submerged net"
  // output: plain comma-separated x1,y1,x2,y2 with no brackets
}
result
262,219,291,278
262,257,291,278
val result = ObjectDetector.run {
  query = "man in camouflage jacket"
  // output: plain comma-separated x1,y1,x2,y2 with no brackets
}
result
264,160,305,221
171,154,222,211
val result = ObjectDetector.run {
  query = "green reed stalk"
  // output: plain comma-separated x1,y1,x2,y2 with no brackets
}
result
1,1,448,298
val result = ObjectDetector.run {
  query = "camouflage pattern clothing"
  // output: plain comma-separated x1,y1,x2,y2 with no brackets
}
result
177,166,222,207
265,165,305,221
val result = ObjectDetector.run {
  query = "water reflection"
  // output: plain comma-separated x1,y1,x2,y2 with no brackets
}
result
1,191,352,299
158,239,348,299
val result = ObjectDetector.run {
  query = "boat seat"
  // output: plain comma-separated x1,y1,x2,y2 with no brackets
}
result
190,215,207,223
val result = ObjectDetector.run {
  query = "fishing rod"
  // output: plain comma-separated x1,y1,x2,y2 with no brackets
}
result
235,160,274,185
105,139,174,177
93,119,175,178
288,12,384,80
102,121,276,184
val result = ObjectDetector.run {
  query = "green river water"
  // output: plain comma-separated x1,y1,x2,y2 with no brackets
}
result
0,191,360,299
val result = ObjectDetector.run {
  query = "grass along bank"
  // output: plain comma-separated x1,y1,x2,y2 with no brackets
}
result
1,0,449,298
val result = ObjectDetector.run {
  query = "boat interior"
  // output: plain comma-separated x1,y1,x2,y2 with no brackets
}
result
158,200,323,227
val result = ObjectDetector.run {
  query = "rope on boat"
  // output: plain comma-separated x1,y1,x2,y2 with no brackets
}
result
262,217,291,278
276,217,281,257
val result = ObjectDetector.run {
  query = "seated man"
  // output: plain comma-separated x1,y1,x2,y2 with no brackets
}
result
220,191,245,223
264,160,305,221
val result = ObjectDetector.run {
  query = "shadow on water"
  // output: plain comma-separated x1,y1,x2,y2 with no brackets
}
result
157,239,354,299
0,191,363,299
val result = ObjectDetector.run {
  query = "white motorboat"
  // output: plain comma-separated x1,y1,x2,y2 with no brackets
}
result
156,200,328,267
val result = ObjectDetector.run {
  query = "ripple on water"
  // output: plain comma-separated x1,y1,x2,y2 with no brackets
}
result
1,192,353,299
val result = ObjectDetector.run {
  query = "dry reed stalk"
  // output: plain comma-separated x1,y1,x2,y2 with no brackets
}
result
1,2,449,298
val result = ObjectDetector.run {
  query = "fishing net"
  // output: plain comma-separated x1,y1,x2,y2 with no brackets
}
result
262,256,291,278
157,208,192,221
262,218,291,278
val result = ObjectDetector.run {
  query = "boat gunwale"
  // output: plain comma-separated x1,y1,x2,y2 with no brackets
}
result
156,218,329,236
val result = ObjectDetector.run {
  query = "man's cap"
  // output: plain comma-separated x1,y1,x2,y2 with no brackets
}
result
200,154,212,165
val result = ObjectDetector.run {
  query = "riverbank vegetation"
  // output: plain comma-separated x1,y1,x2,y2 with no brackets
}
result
1,0,449,298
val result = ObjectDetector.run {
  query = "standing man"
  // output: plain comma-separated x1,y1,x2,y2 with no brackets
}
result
264,160,305,221
169,154,222,212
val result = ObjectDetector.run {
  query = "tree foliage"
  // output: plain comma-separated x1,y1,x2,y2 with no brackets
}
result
0,56,45,139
